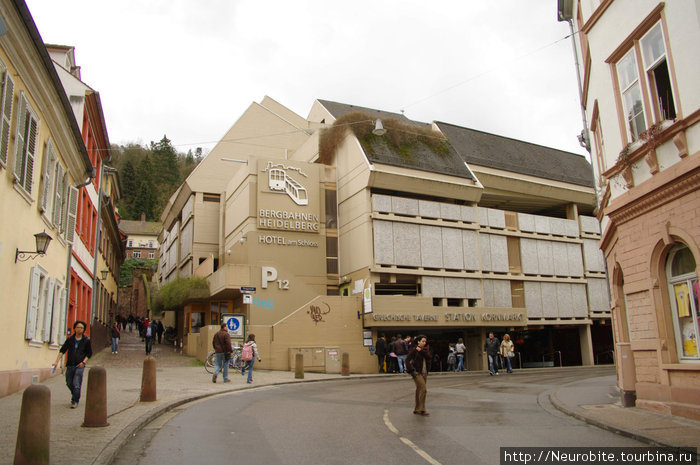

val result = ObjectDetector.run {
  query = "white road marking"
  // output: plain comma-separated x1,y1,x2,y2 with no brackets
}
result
383,409,442,465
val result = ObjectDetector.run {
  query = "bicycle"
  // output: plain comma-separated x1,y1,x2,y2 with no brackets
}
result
204,348,246,374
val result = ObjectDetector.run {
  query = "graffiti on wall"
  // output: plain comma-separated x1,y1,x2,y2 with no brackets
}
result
308,302,331,325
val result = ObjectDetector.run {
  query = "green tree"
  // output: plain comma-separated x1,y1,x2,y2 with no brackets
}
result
133,156,156,220
118,159,138,218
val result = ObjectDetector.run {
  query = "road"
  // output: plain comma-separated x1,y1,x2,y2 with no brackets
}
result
116,367,644,465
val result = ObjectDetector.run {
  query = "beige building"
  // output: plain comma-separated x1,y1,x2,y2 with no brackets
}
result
159,97,611,373
120,214,162,260
0,0,93,396
567,0,700,419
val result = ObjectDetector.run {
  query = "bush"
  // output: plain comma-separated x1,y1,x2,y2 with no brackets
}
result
154,277,210,311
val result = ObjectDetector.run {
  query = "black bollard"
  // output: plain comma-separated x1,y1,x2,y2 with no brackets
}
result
14,384,50,465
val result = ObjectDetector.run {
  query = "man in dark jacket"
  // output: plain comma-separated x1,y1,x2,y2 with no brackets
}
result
212,323,233,383
52,320,93,408
483,332,500,375
375,334,388,373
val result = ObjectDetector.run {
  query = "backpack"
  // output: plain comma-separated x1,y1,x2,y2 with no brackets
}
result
241,343,253,361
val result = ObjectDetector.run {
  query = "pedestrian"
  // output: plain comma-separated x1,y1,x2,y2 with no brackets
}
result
51,320,92,408
395,333,408,373
375,334,388,373
110,321,120,354
211,323,232,383
455,337,467,371
241,334,262,384
156,320,164,344
447,343,457,372
145,320,156,355
483,332,500,375
128,314,134,332
388,336,398,373
500,333,515,373
406,335,431,416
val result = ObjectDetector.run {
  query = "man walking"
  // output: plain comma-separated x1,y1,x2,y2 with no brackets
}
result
212,323,232,383
483,332,500,375
375,334,388,373
52,321,92,408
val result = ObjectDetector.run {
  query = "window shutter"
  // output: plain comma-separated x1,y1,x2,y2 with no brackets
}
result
12,94,27,183
41,141,56,214
0,67,14,167
25,267,41,340
42,278,54,342
50,281,62,344
64,185,79,244
52,163,65,228
56,287,67,345
23,113,38,193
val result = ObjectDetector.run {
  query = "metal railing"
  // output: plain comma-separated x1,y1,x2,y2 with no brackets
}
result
542,351,562,367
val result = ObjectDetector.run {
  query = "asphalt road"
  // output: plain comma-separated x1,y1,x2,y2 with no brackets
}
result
119,367,644,465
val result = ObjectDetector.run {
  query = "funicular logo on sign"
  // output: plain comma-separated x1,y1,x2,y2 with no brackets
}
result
263,161,308,206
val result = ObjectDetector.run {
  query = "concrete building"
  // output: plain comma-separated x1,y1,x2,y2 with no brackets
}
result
158,97,611,373
0,0,93,396
568,0,700,419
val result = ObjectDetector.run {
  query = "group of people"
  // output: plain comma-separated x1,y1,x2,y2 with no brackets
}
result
374,334,413,373
211,323,262,384
108,315,166,355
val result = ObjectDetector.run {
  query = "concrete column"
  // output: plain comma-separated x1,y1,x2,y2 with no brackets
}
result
295,353,304,379
140,356,156,402
82,367,109,427
341,352,350,376
14,384,50,465
579,324,594,366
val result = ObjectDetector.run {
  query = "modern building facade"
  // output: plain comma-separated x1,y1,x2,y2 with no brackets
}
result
0,0,93,396
159,97,611,373
570,0,700,419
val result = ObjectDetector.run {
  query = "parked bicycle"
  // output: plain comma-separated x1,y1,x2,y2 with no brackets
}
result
204,348,246,374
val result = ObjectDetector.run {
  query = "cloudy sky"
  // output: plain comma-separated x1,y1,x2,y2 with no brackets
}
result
24,0,588,159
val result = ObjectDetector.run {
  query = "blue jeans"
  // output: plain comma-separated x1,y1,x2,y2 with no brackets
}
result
214,352,229,381
243,359,255,382
111,338,119,352
65,366,85,404
397,354,407,373
488,354,499,374
503,355,513,372
145,337,154,355
456,354,465,371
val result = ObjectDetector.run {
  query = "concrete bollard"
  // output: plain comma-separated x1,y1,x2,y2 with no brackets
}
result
14,384,50,465
140,356,157,402
294,353,304,379
341,352,350,376
83,366,109,427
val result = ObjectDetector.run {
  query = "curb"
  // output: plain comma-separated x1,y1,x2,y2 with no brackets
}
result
548,389,670,448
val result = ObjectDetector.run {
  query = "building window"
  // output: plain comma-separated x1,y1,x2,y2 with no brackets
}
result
13,92,39,194
128,239,133,248
666,245,699,362
148,252,155,259
614,20,676,143
133,251,141,258
148,240,154,248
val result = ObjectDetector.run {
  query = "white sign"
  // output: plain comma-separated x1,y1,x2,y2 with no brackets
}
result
363,286,373,314
222,314,245,339
243,294,252,304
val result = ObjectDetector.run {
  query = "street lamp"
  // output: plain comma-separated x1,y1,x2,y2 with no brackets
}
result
372,119,386,136
100,269,109,280
15,231,52,263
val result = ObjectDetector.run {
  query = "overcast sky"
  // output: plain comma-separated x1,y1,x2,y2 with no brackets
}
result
24,0,589,159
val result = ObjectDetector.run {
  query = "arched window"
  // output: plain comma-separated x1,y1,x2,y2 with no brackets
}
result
666,245,699,362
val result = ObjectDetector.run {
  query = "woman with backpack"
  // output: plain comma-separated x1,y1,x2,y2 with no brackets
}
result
241,334,262,384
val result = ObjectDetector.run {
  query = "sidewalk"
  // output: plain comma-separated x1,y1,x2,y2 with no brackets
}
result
549,374,700,450
2,330,699,465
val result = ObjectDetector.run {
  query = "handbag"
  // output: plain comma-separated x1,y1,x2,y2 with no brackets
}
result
224,351,232,361
507,350,515,358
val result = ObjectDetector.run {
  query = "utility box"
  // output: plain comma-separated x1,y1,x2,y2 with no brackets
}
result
289,347,341,373
616,342,637,407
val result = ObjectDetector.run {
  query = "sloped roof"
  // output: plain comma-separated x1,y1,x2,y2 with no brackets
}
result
436,121,594,188
119,219,162,236
317,99,429,127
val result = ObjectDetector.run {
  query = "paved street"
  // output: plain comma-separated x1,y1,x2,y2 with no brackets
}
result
129,368,643,465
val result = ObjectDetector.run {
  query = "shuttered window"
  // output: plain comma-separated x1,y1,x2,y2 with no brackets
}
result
40,140,56,215
52,163,66,230
64,185,79,244
25,267,42,340
0,61,14,167
13,93,40,194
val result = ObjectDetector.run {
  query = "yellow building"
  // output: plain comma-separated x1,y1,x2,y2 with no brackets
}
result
159,97,611,374
0,0,93,396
